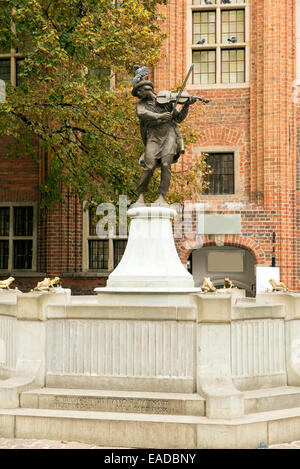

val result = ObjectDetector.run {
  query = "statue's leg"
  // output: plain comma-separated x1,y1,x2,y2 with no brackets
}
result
153,154,173,206
135,154,157,204
158,154,173,197
137,168,154,195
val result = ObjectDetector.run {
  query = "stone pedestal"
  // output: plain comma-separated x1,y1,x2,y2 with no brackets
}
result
105,206,195,290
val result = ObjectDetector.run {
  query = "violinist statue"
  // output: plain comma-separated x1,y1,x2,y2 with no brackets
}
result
131,65,209,206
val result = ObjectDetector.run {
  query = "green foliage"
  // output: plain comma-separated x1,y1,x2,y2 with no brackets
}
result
0,0,208,210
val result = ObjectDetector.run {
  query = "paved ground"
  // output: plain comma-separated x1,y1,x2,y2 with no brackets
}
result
0,437,299,449
0,438,122,449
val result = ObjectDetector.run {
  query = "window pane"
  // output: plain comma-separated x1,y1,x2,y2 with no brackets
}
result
193,0,216,4
0,207,9,236
193,50,216,84
113,240,127,268
14,207,33,236
89,206,98,236
0,59,11,83
0,241,9,269
193,11,216,45
194,63,200,73
13,240,32,269
221,9,244,43
222,48,245,83
89,240,109,270
206,153,234,194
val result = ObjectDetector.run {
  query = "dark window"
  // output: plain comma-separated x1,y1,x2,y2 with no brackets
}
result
113,239,127,268
14,206,33,236
89,240,109,270
88,206,104,236
0,59,11,83
0,205,34,270
13,240,33,269
206,153,234,194
0,207,10,236
0,241,9,269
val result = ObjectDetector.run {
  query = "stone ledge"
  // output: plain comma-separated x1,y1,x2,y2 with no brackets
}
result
46,304,197,321
45,375,195,394
2,405,300,448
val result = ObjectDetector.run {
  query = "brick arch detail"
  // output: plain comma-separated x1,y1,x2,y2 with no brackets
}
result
194,127,246,147
177,234,266,266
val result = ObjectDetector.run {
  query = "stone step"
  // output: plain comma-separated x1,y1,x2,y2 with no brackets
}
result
20,388,205,416
21,386,300,417
244,386,300,414
2,405,300,448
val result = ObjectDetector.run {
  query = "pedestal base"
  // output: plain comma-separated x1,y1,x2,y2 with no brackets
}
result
104,206,194,290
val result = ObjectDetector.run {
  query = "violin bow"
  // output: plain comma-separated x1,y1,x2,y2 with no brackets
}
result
173,64,194,114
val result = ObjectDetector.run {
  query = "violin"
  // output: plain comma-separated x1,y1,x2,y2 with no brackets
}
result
156,90,210,105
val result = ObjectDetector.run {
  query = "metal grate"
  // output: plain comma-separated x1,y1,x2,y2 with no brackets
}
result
88,240,109,270
206,153,234,194
14,206,33,236
113,239,127,268
13,240,33,269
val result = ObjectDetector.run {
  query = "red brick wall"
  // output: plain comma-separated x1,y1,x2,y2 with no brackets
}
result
0,138,40,202
154,0,298,291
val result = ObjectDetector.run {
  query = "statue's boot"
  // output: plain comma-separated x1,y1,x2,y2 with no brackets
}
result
153,194,169,206
131,194,146,207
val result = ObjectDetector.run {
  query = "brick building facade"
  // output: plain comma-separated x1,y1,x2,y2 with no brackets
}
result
0,0,299,295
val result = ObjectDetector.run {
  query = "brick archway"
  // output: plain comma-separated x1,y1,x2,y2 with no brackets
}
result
177,234,265,266
195,127,245,148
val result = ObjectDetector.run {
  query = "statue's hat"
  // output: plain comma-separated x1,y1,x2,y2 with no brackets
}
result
131,80,154,97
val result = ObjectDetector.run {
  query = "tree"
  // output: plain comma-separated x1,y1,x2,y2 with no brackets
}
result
0,0,209,210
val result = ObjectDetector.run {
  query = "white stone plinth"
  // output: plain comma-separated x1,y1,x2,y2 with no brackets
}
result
256,266,280,294
105,206,194,290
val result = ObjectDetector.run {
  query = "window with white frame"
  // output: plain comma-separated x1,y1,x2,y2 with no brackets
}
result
0,204,36,271
191,0,248,85
86,207,127,271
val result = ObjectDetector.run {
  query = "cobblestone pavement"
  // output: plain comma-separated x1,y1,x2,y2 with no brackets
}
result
0,437,300,449
0,438,123,449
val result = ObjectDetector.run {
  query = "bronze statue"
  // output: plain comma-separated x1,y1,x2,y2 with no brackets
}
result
132,65,209,206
